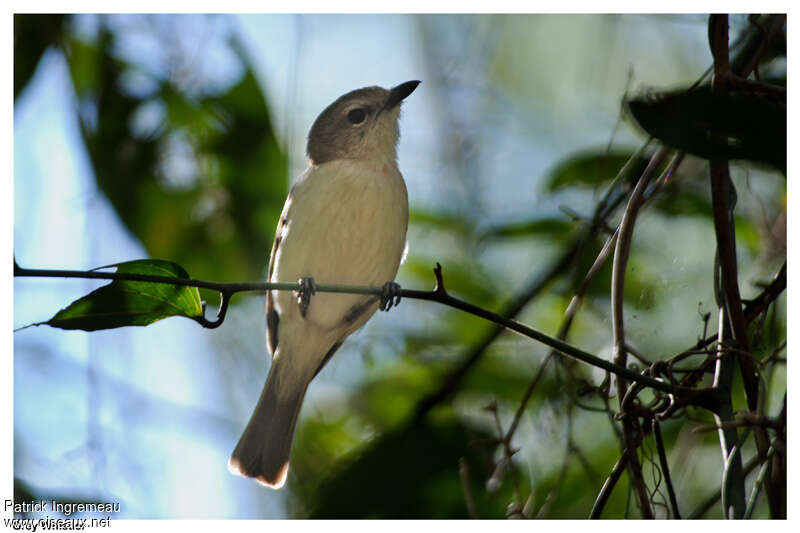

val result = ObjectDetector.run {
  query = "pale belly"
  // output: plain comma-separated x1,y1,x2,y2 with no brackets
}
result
271,159,409,334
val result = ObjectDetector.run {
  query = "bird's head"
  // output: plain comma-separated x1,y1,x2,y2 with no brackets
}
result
307,80,420,165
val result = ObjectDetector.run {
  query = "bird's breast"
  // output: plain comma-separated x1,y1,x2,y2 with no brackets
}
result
271,159,409,331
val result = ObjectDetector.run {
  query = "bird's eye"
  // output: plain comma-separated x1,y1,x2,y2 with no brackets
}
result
347,108,367,124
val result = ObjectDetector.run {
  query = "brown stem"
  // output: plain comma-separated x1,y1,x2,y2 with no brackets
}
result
610,146,672,518
590,454,629,519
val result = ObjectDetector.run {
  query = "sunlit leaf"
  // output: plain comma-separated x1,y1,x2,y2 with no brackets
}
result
42,259,203,331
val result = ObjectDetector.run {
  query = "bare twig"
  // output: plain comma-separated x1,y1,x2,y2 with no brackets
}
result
744,441,778,519
610,146,672,519
414,145,650,420
712,307,747,519
458,458,479,519
708,15,757,411
590,454,628,519
17,260,699,400
651,420,681,518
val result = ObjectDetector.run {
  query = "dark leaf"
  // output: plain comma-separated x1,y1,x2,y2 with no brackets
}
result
43,260,203,331
627,85,786,173
14,14,66,100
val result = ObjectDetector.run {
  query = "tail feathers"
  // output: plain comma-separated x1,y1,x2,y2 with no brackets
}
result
229,361,308,489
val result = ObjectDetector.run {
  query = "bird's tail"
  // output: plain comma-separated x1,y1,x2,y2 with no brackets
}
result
228,357,309,489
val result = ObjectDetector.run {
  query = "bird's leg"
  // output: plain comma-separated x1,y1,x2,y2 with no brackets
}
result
296,277,317,318
379,281,402,311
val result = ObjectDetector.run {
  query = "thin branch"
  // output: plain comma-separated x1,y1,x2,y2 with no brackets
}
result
610,146,672,519
590,454,628,519
458,458,479,519
651,419,681,518
744,441,778,519
415,265,706,399
412,240,580,420
16,260,701,399
413,145,650,420
503,146,656,447
712,307,747,519
708,14,779,519
664,262,785,366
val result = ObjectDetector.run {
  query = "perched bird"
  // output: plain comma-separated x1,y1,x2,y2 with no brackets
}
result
229,80,419,488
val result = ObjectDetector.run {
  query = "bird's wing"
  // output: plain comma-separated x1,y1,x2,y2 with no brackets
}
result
266,184,296,357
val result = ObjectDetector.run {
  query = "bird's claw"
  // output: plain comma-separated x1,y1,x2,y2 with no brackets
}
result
379,281,402,311
296,277,317,317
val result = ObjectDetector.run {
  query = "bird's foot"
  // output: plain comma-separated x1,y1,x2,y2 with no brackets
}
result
379,281,402,311
296,277,317,317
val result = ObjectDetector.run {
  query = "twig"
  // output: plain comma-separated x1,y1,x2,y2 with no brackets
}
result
712,307,747,519
708,14,772,519
503,353,554,447
651,419,681,518
458,458,478,519
414,145,649,420
664,262,785,368
16,260,697,399
708,15,757,411
589,454,628,519
744,442,778,519
416,265,703,398
610,146,672,519
412,240,580,420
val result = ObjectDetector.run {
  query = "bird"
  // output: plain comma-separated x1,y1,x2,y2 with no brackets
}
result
229,80,419,489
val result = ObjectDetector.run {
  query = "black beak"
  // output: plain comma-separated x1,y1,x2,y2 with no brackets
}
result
384,80,420,110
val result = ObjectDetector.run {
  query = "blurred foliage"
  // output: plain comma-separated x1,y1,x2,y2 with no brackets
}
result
15,15,287,304
300,418,507,518
14,14,786,519
14,14,66,99
285,15,785,519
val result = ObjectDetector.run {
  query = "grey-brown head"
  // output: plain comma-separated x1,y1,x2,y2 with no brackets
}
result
307,80,420,165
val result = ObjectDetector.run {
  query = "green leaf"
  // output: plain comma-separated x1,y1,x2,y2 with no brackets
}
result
43,260,203,331
480,216,575,241
546,151,648,191
627,85,786,173
67,24,286,305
